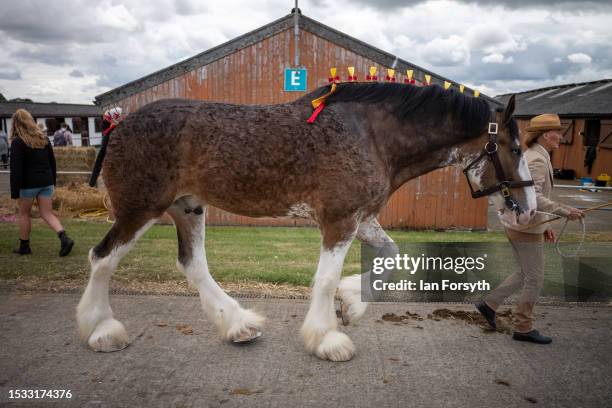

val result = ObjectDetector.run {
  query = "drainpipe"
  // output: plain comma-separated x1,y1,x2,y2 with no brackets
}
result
294,0,299,67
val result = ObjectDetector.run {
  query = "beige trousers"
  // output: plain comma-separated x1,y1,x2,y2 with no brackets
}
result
485,228,544,333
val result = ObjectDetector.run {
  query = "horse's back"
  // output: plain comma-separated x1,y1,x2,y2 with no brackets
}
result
102,98,387,220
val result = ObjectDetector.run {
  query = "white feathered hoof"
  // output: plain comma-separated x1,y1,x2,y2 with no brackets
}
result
87,318,130,352
337,275,368,325
222,308,265,343
315,330,355,362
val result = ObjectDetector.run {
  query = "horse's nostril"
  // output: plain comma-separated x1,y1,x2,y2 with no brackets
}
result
530,209,536,216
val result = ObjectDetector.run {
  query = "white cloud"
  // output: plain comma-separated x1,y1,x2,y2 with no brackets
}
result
94,1,140,31
420,35,470,67
466,25,526,55
567,52,592,64
0,0,611,102
482,53,514,64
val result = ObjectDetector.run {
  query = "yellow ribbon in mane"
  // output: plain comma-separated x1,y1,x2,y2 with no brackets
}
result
311,83,337,108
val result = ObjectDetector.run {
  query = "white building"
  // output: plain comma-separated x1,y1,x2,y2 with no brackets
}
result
0,101,103,146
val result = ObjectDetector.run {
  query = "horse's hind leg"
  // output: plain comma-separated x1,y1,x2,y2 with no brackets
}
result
167,196,265,342
301,217,358,361
337,217,399,325
77,213,157,351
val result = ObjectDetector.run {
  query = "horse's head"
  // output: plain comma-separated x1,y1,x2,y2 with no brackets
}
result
464,95,536,226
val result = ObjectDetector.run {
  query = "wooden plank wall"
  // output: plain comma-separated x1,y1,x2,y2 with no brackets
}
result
518,119,612,179
105,28,489,230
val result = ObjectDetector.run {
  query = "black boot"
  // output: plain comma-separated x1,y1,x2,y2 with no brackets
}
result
475,301,496,330
13,239,32,255
512,330,552,344
58,230,74,257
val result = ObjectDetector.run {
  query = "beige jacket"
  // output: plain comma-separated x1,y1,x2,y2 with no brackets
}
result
517,143,571,234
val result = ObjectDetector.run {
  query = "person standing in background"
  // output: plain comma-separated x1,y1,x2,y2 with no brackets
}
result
9,109,74,256
53,123,73,146
64,124,74,146
0,130,8,169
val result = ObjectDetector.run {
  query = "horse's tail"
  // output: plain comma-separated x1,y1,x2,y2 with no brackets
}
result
88,131,110,187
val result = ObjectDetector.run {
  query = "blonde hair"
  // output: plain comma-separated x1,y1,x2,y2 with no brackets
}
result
10,109,48,149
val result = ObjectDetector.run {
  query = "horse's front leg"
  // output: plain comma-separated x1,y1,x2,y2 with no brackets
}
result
337,217,399,325
301,217,357,361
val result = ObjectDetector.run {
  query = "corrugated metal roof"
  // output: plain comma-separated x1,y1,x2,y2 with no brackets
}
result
0,102,102,118
95,11,498,106
496,79,612,117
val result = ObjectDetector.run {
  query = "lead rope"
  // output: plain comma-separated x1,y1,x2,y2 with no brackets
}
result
535,210,586,258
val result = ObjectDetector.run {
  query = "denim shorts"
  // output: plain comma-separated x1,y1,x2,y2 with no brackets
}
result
20,185,54,199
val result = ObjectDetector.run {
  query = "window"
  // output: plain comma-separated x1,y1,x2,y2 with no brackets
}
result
94,117,103,133
71,117,83,133
583,120,600,147
81,117,89,133
45,118,59,135
599,120,612,149
560,120,573,144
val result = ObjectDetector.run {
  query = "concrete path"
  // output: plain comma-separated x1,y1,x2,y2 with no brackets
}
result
1,293,610,407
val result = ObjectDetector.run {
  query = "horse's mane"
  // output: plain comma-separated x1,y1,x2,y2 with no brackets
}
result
304,82,492,138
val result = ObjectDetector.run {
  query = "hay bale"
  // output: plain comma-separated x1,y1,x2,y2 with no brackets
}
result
53,146,96,171
53,146,96,186
53,182,105,213
0,194,17,216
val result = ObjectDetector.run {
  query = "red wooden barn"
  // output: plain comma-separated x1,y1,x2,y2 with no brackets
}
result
497,80,612,180
95,10,495,230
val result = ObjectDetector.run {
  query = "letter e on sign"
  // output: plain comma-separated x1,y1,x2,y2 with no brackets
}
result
284,68,307,92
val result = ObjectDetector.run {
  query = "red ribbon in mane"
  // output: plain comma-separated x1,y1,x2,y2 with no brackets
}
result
307,83,337,124
307,103,326,124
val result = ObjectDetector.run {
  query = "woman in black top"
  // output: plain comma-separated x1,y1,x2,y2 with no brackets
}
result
9,109,74,256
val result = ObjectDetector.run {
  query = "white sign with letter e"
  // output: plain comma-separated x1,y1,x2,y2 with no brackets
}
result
284,68,307,92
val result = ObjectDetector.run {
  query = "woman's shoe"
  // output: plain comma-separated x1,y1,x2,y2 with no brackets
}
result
512,330,552,344
13,239,32,255
58,231,74,257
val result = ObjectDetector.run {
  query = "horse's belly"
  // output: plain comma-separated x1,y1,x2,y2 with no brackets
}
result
204,192,315,220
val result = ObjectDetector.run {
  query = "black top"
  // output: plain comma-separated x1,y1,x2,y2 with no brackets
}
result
9,137,57,199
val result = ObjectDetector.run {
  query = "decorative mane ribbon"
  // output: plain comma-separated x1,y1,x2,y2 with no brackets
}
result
307,83,337,124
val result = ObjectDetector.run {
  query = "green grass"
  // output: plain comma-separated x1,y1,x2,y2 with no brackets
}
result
0,219,514,286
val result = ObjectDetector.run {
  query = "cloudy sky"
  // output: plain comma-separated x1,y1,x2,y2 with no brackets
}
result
1,0,611,103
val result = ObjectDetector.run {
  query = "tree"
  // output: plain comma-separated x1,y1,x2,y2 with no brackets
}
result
0,93,6,102
8,97,34,103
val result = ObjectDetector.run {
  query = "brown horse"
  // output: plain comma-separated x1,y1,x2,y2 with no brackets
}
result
77,82,535,361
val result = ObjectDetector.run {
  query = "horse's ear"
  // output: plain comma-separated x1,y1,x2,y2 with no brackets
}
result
503,94,515,124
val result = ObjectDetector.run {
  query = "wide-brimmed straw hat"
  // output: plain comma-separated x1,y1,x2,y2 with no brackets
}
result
526,114,563,132
525,113,563,145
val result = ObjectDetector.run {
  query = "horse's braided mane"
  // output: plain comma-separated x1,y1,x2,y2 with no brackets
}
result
303,82,493,138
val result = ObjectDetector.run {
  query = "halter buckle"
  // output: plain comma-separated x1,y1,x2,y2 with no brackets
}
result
488,122,498,135
500,184,511,197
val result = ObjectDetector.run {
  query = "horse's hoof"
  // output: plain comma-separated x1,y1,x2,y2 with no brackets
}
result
315,330,355,362
87,319,129,352
338,298,367,326
337,275,368,325
232,328,262,343
340,301,350,326
222,308,265,343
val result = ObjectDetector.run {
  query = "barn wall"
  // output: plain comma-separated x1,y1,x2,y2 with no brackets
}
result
104,28,488,230
518,118,612,179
